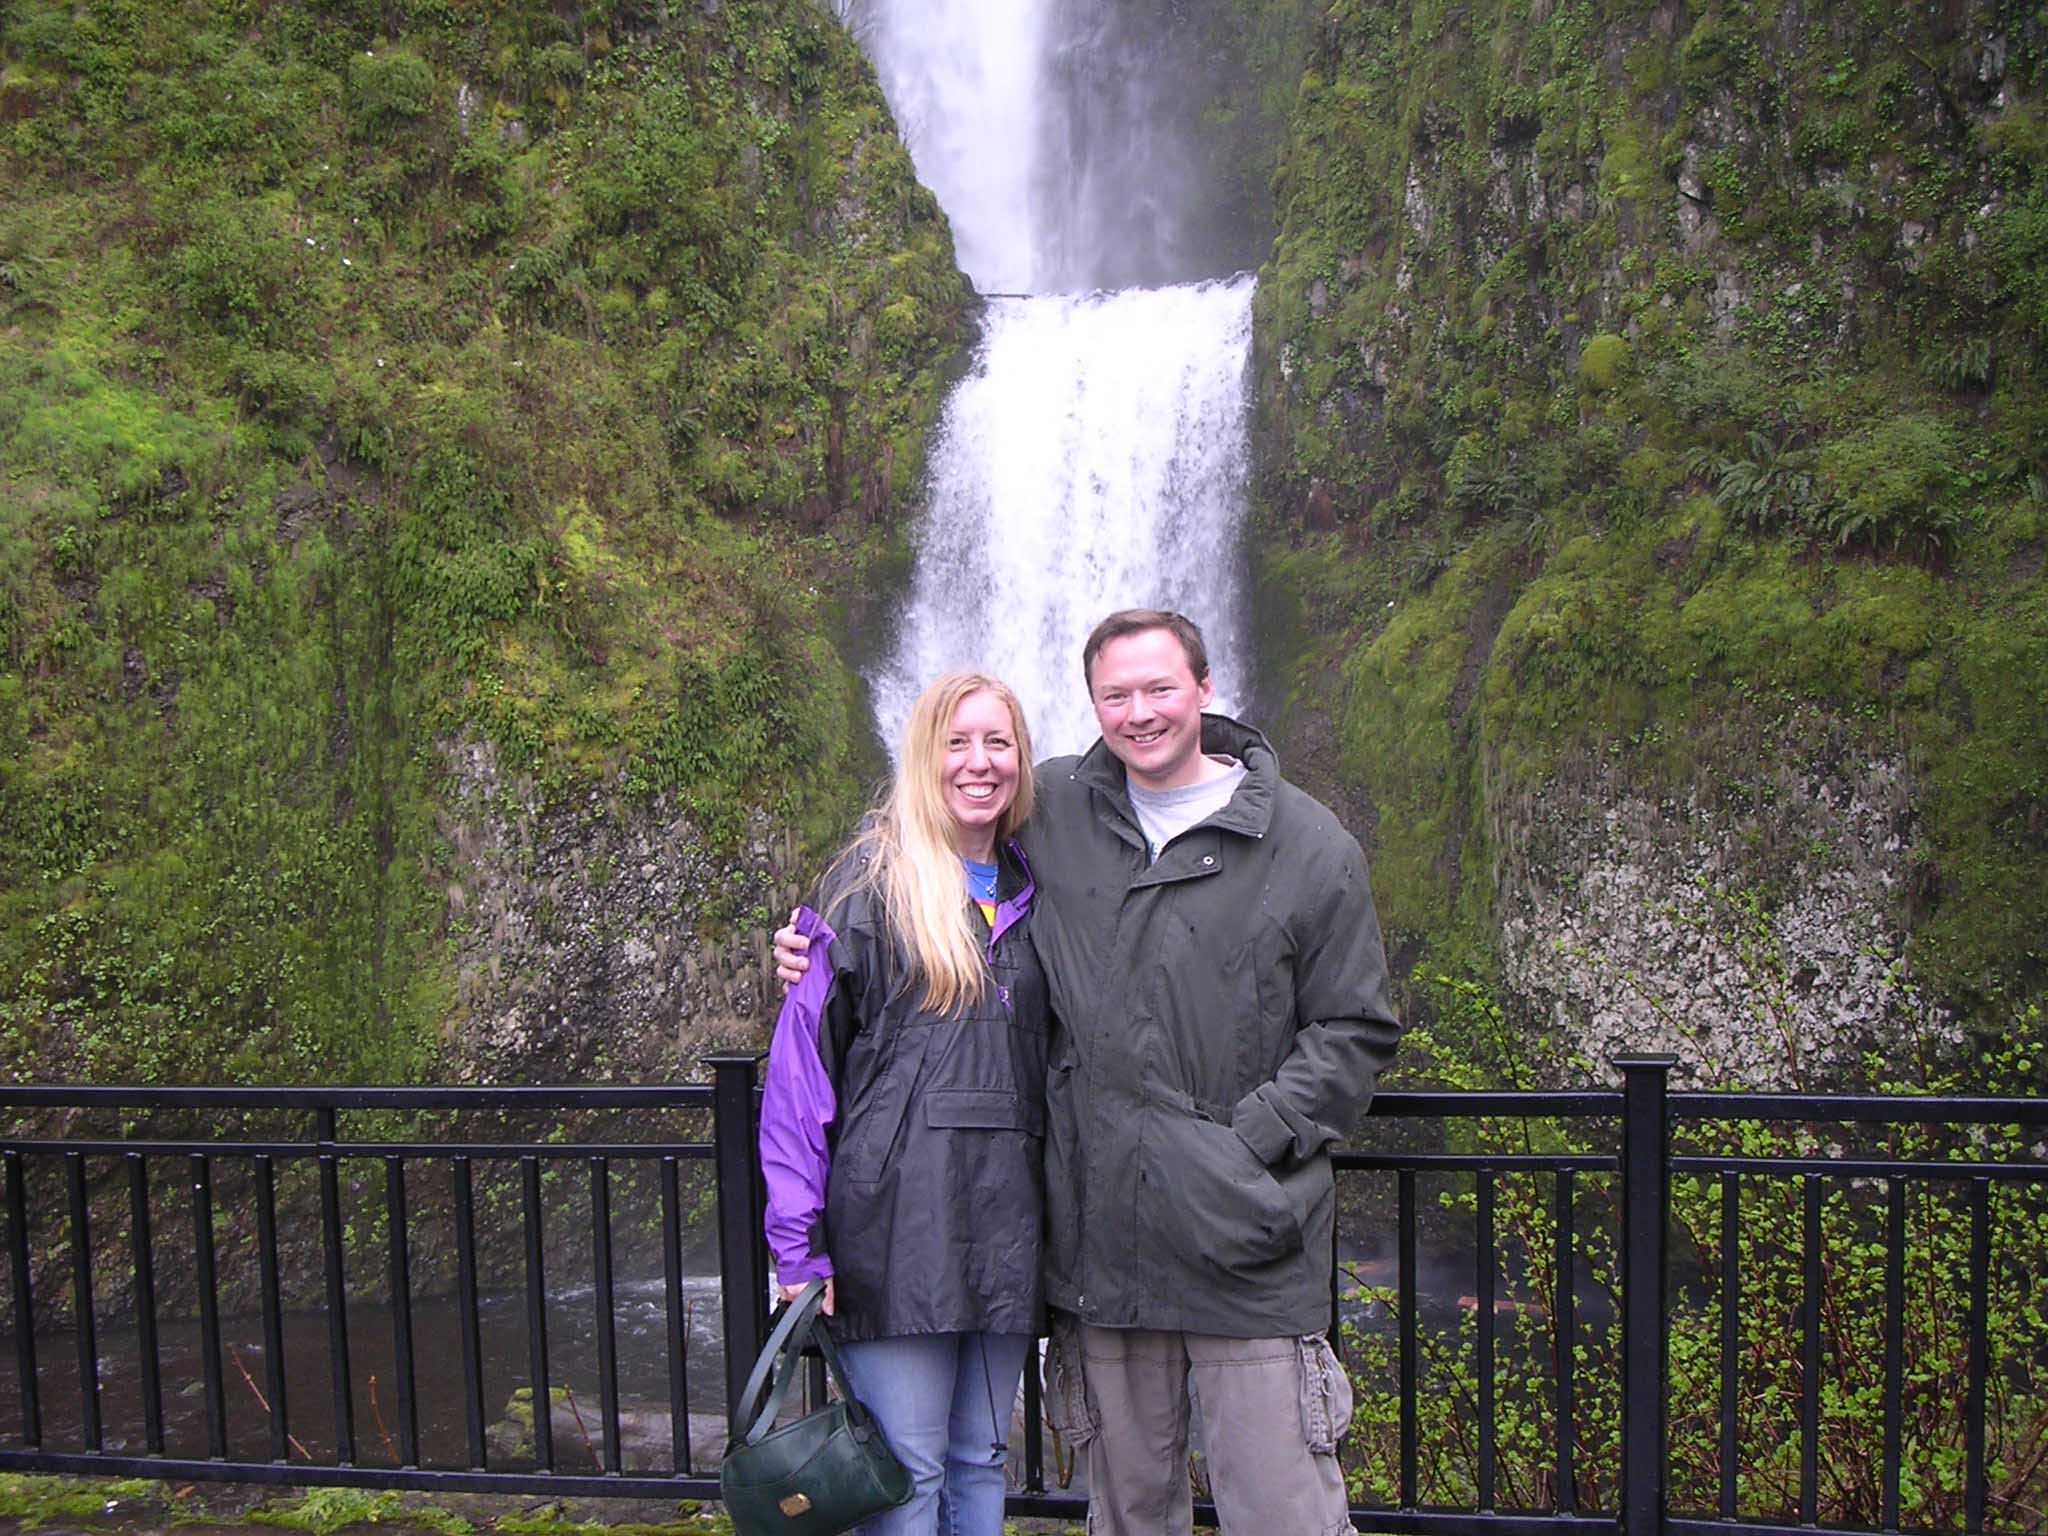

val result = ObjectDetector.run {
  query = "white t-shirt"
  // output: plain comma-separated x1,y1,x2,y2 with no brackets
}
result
1127,758,1247,862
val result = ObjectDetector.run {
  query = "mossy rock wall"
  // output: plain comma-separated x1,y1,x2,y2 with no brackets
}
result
1249,0,2048,1072
0,0,969,1084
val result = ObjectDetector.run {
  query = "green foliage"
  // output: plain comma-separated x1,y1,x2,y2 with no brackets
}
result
1346,985,2048,1527
1252,0,2048,1011
347,46,436,132
1576,333,1630,393
1991,188,2048,347
1678,9,1756,100
1816,416,1969,555
1683,429,1820,532
624,608,861,850
0,1475,165,1529
0,0,966,1083
1921,336,1994,393
253,1487,471,1536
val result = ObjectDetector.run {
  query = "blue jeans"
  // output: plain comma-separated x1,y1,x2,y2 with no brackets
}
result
835,1330,1033,1536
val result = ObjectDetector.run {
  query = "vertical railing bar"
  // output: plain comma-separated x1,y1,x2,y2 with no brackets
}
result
522,1156,554,1471
385,1156,418,1467
453,1157,487,1470
254,1155,290,1463
1799,1174,1821,1526
1616,1057,1673,1536
710,1055,770,1419
1719,1172,1739,1522
65,1153,100,1451
317,1106,355,1465
1554,1168,1575,1514
1329,1233,1342,1344
126,1153,162,1455
802,1343,827,1417
592,1157,622,1475
659,1156,690,1477
1964,1177,1990,1534
191,1154,226,1460
1477,1168,1496,1513
1882,1177,1905,1533
5,1152,39,1447
806,1345,827,1416
1021,1340,1045,1495
1398,1167,1418,1508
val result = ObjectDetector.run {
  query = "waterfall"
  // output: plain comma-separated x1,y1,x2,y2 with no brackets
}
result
870,281,1255,756
846,0,1256,757
842,1,1046,293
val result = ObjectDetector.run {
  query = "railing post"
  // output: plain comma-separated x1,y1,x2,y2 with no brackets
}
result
1616,1054,1676,1536
708,1054,771,1423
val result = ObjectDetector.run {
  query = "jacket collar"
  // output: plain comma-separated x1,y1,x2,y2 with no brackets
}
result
1072,712,1277,840
987,838,1034,948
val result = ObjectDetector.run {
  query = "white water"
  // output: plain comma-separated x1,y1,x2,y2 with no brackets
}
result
842,1,1046,293
847,0,1257,758
870,280,1255,756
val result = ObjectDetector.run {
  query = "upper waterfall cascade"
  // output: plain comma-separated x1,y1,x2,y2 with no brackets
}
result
846,0,1256,756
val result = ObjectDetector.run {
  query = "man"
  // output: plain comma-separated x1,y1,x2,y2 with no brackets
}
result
778,609,1402,1534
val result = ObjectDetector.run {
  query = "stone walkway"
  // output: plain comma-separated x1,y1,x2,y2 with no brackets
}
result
0,1475,1087,1536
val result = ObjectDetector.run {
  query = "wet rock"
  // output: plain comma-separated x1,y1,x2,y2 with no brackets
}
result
437,739,805,1084
1494,720,1953,1089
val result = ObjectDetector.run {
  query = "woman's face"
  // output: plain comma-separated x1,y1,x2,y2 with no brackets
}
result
938,688,1021,846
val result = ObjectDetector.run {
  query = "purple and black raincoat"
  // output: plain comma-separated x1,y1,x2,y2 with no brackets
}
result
758,841,1049,1342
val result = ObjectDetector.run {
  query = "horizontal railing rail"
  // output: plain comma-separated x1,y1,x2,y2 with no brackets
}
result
0,1059,2041,1532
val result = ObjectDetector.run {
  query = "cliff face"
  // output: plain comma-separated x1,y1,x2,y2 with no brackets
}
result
7,0,2044,1091
1248,0,2047,1080
0,0,963,1083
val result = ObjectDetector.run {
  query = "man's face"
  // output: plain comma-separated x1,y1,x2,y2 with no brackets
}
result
1088,627,1214,792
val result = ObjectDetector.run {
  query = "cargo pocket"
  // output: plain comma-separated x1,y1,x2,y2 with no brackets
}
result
1298,1334,1354,1455
1043,1314,1100,1450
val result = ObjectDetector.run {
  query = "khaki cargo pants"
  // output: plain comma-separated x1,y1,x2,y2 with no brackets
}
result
1045,1317,1355,1536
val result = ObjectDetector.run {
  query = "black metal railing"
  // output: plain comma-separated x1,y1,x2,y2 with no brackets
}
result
0,1071,768,1499
0,1058,2041,1534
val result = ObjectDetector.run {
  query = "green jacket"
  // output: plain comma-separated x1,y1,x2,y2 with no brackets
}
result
1020,713,1402,1337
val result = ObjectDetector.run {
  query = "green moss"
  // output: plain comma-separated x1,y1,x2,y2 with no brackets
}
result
1816,415,1968,554
1597,117,1658,206
1338,533,1520,948
0,1476,164,1529
1251,0,2048,1016
1677,8,1757,101
0,0,968,1082
494,1504,730,1536
253,1489,473,1536
1577,333,1631,392
347,47,436,130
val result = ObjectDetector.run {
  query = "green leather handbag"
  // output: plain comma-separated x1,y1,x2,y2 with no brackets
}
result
719,1281,912,1535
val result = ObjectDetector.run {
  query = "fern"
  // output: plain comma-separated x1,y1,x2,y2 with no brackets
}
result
1690,429,1820,531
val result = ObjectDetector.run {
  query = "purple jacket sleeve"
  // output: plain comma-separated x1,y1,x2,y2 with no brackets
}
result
758,908,840,1284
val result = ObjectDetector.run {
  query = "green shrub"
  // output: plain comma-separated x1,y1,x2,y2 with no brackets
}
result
1344,990,2048,1528
1991,189,2048,347
347,47,435,132
1677,10,1754,99
1817,415,1967,555
1577,333,1631,392
1683,429,1820,532
166,197,297,344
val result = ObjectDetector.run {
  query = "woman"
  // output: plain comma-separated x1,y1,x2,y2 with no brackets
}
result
758,671,1047,1536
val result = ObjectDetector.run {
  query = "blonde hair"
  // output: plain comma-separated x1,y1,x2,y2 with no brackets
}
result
829,673,1036,1016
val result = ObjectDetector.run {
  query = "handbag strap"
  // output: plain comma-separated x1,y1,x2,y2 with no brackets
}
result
734,1281,871,1448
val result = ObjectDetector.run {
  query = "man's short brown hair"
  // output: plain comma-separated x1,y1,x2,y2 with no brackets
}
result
1082,609,1211,690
